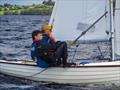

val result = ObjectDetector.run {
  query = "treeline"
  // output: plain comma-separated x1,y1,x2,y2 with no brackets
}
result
0,0,54,15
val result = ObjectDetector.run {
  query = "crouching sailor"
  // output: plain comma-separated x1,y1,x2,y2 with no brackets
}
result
41,24,71,67
31,30,69,68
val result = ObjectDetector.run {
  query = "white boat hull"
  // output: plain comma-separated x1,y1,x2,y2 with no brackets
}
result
0,60,120,85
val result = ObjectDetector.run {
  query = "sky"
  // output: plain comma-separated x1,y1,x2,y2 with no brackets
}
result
0,0,45,5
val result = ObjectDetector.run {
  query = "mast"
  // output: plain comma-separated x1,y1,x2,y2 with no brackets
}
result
49,0,58,26
110,0,115,60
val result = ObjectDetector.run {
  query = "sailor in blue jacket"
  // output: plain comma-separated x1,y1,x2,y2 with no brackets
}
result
31,30,49,68
31,30,68,68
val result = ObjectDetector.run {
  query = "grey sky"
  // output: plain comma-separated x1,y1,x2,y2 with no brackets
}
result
0,0,44,5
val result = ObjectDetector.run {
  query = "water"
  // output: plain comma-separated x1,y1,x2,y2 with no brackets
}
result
0,15,50,60
0,15,120,90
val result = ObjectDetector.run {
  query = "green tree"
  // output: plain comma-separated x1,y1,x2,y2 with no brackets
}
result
0,7,2,11
43,0,55,6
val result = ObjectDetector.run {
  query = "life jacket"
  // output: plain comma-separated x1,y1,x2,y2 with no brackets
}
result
35,41,55,60
43,34,55,44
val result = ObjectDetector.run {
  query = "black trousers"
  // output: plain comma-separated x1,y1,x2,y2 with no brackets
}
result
53,41,68,65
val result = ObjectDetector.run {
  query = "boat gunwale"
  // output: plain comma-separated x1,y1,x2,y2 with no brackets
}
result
0,61,120,68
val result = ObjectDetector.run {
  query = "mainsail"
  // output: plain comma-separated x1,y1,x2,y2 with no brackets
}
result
115,0,120,56
49,0,111,41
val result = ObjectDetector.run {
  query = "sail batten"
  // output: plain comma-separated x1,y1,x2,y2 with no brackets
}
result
50,0,111,41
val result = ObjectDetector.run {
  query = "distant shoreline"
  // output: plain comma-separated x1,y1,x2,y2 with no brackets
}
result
0,4,53,15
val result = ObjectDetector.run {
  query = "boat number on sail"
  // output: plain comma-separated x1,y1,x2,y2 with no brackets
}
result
76,22,95,33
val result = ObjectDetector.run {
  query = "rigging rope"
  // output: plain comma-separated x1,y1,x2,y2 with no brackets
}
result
71,11,108,45
69,11,109,61
23,67,48,78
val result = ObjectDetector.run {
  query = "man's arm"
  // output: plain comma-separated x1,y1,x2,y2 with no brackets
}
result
31,43,36,61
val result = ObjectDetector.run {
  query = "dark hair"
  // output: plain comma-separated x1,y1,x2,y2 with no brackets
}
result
32,30,42,40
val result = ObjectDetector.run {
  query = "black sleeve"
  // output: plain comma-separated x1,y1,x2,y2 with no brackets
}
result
41,43,56,51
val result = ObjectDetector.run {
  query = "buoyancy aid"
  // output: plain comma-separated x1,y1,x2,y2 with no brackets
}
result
35,40,56,60
43,34,55,44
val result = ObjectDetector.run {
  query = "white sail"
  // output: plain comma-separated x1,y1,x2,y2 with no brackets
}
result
50,0,111,41
115,0,120,56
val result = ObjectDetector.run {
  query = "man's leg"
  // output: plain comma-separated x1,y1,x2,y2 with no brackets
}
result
37,58,48,68
54,42,68,65
61,42,68,65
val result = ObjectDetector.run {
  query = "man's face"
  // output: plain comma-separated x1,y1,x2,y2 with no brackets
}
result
44,30,51,35
34,33,43,41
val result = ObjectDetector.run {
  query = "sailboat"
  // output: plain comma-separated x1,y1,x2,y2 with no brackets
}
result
0,0,120,84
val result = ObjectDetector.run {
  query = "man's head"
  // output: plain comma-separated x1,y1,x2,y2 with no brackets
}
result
32,30,43,41
41,24,52,35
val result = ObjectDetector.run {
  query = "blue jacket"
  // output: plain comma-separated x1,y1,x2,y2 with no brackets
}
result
31,34,50,60
31,42,37,61
31,41,49,68
30,35,56,68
